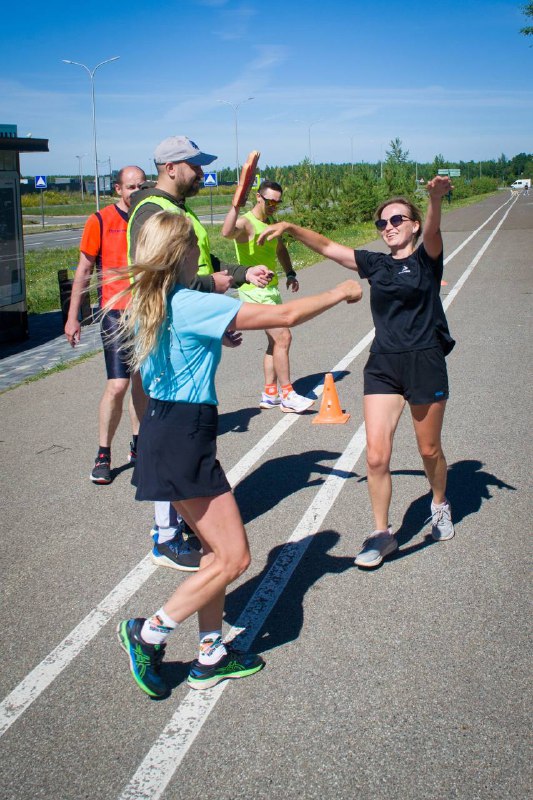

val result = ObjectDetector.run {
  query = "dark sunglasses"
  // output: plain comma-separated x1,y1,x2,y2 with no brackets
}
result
260,195,281,206
375,214,413,230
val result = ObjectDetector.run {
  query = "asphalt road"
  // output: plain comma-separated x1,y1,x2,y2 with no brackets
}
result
1,192,531,800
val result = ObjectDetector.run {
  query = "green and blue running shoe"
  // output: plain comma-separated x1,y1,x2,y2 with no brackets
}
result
116,618,168,698
187,647,265,691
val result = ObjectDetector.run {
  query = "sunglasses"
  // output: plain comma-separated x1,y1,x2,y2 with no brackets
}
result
260,195,281,206
375,214,413,231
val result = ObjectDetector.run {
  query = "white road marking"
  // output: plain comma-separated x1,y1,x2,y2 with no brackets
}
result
0,194,515,741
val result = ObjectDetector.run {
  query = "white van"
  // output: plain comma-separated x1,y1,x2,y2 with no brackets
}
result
510,179,531,190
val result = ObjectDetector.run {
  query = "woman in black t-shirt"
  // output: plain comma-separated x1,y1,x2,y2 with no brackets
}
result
257,175,456,568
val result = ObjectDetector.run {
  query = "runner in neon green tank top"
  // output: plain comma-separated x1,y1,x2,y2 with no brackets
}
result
222,180,314,414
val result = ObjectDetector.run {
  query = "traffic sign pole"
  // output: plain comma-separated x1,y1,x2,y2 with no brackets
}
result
41,189,44,229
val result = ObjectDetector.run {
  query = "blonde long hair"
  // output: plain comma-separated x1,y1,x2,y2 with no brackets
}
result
107,211,197,370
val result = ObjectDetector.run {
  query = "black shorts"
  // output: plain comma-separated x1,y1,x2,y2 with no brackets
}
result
132,399,231,502
100,310,130,380
364,347,449,405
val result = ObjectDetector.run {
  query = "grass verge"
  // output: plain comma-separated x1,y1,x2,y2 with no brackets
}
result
0,349,101,395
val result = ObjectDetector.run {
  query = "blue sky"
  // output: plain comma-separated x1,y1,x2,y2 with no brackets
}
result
1,0,531,177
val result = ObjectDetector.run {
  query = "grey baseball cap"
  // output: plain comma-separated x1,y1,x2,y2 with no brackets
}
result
153,136,217,166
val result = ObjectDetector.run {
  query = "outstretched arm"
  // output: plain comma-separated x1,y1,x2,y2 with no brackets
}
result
232,279,363,331
257,221,358,271
424,175,453,259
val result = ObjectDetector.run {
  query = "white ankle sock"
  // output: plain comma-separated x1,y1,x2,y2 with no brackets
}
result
198,631,227,665
141,608,178,645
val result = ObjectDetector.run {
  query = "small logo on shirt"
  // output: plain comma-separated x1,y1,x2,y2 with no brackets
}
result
398,265,411,275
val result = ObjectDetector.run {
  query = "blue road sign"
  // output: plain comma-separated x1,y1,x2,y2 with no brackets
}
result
35,175,47,189
203,172,218,187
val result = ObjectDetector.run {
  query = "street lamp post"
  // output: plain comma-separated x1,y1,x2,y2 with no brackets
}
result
218,97,254,182
62,56,120,211
75,154,87,201
294,119,322,163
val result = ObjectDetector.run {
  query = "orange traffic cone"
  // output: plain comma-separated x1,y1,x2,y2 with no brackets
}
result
312,373,350,424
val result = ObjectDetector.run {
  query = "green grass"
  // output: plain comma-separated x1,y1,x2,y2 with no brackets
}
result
25,247,90,314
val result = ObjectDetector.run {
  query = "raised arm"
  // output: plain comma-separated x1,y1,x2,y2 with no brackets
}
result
232,279,363,331
423,175,453,259
257,221,358,272
221,205,253,243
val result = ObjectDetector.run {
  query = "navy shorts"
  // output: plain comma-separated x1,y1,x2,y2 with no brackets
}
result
100,310,130,380
132,399,231,502
364,346,449,405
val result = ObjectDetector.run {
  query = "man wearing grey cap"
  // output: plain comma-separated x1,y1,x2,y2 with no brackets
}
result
128,135,272,573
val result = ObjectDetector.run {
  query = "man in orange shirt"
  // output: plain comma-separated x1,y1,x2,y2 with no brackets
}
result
65,166,147,485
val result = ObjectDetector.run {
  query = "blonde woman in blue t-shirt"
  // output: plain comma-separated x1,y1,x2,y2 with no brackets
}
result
115,210,363,697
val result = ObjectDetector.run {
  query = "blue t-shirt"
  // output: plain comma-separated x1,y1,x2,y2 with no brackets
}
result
140,286,242,403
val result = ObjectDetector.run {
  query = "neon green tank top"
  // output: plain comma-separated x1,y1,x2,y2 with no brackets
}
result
234,212,278,294
127,195,213,274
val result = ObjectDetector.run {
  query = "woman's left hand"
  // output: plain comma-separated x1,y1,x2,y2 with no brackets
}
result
427,175,454,197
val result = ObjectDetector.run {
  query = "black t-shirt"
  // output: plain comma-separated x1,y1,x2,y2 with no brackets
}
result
355,243,455,355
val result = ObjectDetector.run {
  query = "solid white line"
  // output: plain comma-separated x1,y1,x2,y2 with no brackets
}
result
0,557,157,738
442,194,513,267
117,423,368,800
0,194,513,741
443,195,518,311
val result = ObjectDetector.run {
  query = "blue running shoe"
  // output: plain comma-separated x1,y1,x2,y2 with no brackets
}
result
187,647,265,691
116,618,168,698
151,527,201,572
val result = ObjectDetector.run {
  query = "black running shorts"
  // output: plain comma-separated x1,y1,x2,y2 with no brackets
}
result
132,399,231,501
364,346,449,405
100,310,131,380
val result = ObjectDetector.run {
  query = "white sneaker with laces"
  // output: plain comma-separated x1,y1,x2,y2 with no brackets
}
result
430,500,455,541
354,527,398,568
260,392,281,409
280,390,314,414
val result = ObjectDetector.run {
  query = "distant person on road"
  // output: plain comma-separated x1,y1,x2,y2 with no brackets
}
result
65,166,147,485
222,180,314,413
115,210,363,696
127,135,272,574
258,175,456,568
523,184,529,197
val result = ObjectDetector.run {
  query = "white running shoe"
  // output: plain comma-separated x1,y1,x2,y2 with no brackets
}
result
260,392,281,409
430,500,455,541
354,527,398,568
280,390,315,414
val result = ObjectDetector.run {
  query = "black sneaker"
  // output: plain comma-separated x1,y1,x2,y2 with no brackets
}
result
90,452,111,484
151,528,202,572
187,647,265,690
116,618,168,698
128,441,137,464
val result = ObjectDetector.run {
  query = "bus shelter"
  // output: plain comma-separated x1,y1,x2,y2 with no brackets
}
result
0,124,49,343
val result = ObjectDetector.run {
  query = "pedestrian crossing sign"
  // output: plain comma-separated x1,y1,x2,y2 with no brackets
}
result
35,175,47,189
203,172,218,187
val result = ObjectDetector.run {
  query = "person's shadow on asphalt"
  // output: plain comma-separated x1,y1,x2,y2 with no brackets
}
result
356,458,516,562
223,529,353,654
234,449,358,524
